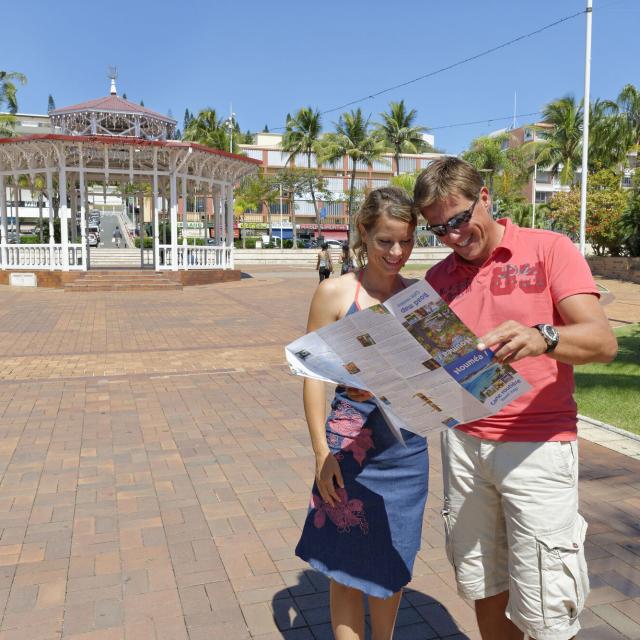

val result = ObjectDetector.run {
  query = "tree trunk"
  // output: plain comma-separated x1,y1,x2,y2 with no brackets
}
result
290,192,297,249
395,148,401,176
38,194,44,242
265,199,272,240
14,184,20,244
308,153,321,241
347,163,357,242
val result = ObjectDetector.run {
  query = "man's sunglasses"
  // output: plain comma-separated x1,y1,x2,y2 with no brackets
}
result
426,196,479,237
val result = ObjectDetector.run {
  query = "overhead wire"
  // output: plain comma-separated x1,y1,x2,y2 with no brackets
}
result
269,8,586,133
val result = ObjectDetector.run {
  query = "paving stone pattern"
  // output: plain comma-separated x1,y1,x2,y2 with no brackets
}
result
0,270,638,639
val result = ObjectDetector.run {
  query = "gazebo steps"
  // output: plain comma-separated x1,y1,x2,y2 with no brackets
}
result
90,248,148,268
64,270,182,292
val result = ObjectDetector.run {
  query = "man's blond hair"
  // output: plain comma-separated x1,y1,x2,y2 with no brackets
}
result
414,156,484,209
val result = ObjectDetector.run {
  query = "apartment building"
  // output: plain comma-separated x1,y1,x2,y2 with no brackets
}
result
238,132,442,242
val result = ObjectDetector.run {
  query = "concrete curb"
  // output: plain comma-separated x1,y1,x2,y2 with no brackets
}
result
578,413,640,443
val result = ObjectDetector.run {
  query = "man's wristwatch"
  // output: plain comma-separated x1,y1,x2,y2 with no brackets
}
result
533,323,559,353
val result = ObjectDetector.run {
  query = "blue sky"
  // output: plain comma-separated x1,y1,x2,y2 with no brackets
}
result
3,0,637,154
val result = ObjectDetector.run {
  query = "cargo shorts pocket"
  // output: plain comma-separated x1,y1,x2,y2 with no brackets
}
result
536,515,589,626
441,505,456,571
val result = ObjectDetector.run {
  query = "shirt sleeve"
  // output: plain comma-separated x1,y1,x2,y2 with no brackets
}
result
546,233,599,304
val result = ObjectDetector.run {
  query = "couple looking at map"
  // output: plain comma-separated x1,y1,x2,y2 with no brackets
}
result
289,157,617,640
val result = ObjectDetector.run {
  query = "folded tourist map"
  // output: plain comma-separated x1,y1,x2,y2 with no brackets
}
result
285,280,531,442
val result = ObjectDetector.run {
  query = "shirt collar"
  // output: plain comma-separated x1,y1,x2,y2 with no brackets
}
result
445,218,515,274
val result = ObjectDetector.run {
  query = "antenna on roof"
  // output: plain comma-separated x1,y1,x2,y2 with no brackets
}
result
107,66,118,96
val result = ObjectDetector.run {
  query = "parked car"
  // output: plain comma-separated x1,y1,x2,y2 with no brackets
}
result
87,224,100,241
325,239,344,248
87,232,99,247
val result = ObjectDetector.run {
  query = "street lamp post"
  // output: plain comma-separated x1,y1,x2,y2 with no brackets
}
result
224,107,236,154
279,183,283,248
531,162,538,228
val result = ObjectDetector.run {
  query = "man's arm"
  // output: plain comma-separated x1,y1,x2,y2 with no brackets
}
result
477,293,618,366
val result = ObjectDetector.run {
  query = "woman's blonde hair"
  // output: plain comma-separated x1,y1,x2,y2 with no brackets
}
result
351,187,416,267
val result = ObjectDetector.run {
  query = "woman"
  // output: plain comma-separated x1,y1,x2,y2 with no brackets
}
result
316,242,333,282
296,187,429,640
340,242,354,275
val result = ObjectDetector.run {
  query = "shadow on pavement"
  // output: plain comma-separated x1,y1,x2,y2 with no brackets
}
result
271,569,469,639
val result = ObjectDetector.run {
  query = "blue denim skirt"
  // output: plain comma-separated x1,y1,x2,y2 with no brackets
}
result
295,388,429,598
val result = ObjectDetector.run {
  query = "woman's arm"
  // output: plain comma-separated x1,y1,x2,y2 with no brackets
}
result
302,280,346,506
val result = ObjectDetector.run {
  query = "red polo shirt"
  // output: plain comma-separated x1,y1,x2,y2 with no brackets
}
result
426,219,599,442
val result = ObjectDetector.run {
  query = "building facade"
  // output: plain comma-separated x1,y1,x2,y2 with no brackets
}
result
238,133,442,242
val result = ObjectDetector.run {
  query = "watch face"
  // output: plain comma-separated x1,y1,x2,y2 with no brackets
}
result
537,324,559,352
542,325,559,342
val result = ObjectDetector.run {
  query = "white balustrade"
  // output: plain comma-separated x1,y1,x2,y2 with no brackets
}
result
157,244,233,270
0,244,86,270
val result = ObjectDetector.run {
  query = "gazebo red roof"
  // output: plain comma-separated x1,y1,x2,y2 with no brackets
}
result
50,95,176,124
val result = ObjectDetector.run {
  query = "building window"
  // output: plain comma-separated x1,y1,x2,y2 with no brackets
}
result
535,191,550,204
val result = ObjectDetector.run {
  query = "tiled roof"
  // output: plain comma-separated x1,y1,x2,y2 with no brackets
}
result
51,95,175,123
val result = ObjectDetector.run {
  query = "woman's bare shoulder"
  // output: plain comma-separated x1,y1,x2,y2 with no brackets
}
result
311,271,359,321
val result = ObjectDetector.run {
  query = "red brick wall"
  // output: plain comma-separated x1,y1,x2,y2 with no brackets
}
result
0,270,82,287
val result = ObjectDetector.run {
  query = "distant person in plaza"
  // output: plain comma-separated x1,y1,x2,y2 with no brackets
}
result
112,226,122,248
316,242,333,282
340,241,354,275
414,156,618,640
296,187,429,640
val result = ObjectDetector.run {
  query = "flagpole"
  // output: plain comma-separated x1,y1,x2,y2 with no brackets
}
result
579,0,593,255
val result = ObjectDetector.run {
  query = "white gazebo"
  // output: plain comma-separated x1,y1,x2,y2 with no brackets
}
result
0,83,259,274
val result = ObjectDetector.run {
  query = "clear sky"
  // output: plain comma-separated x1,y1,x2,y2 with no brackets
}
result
3,0,637,154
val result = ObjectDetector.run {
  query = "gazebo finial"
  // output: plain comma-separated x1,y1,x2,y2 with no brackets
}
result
107,66,118,96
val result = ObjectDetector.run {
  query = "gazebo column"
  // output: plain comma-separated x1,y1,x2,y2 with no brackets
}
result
220,184,228,246
226,182,234,245
169,172,178,270
70,183,78,245
78,146,87,270
59,166,70,271
226,182,234,269
12,176,20,245
152,152,159,270
46,171,55,268
0,174,7,269
213,187,221,245
181,175,188,248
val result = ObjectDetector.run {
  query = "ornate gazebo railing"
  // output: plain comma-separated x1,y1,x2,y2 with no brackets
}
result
157,245,233,270
1,244,84,270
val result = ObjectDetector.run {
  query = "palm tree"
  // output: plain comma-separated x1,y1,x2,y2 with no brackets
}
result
617,83,640,148
234,173,278,244
376,100,430,175
319,109,386,238
462,133,511,199
182,109,232,152
0,70,27,136
0,71,27,114
534,96,583,186
588,98,630,171
282,107,323,235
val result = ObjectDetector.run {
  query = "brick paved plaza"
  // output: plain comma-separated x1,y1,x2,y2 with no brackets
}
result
0,268,638,639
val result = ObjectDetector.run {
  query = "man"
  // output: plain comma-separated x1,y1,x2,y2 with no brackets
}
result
112,226,122,249
414,157,617,640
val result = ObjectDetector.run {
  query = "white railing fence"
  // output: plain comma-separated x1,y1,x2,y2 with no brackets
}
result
1,243,85,270
156,245,233,270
